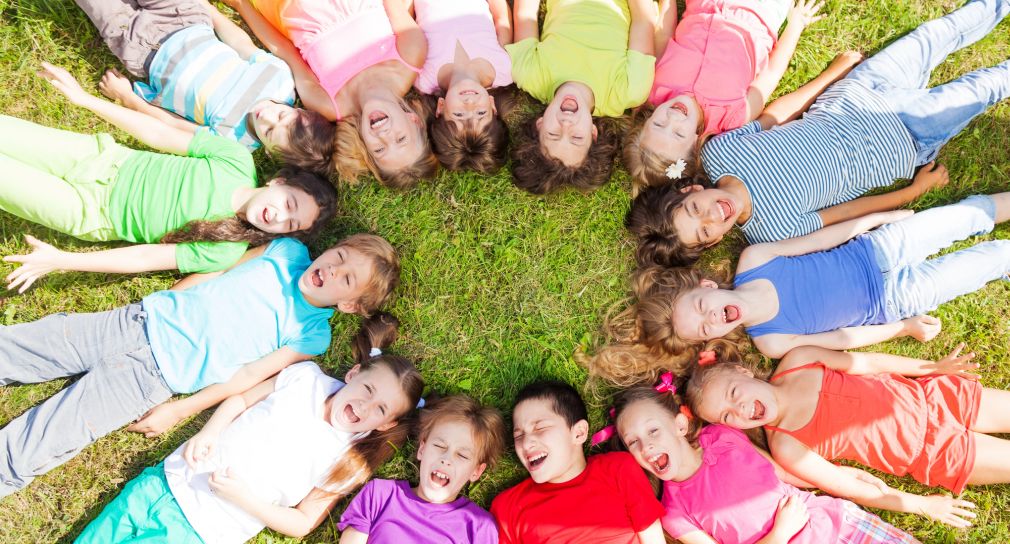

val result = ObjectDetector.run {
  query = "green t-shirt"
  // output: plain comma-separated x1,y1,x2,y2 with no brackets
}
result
505,0,655,117
110,130,256,273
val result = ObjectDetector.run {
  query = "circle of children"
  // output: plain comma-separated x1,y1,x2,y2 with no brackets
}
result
1,0,1009,541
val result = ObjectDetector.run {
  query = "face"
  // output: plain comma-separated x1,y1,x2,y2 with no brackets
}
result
671,186,742,247
360,98,427,173
416,419,487,504
537,92,597,167
326,363,411,433
511,398,588,484
640,96,702,165
250,101,302,151
671,280,746,342
438,81,496,132
616,400,691,481
242,181,321,234
298,245,374,312
695,369,778,430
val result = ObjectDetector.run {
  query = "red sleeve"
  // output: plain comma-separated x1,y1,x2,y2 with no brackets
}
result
490,490,516,544
610,453,666,532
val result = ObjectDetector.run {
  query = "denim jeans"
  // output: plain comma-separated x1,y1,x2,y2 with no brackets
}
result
0,304,172,498
865,195,1010,321
846,0,1010,165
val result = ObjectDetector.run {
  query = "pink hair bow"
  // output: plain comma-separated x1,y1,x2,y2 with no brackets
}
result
697,350,717,366
654,372,676,395
590,407,617,447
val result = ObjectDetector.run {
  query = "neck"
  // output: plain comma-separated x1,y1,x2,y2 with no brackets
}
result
230,186,259,215
556,81,595,112
437,41,496,90
672,443,705,482
548,454,588,484
412,485,457,505
346,74,401,115
717,176,753,224
734,281,778,326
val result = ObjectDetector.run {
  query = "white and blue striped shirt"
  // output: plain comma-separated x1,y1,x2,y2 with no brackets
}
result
701,78,917,244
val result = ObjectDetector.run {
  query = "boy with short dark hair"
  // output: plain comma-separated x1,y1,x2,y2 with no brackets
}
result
490,381,666,544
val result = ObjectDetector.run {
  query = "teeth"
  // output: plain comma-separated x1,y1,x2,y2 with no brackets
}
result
750,402,756,419
529,453,547,463
431,470,449,484
648,453,662,464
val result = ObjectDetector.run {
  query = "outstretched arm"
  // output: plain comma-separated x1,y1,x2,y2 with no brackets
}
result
758,50,863,128
782,343,979,378
653,0,677,59
746,0,823,122
384,0,427,69
753,315,941,359
488,0,513,46
817,162,949,227
201,0,261,59
512,0,540,42
97,69,202,134
627,0,657,57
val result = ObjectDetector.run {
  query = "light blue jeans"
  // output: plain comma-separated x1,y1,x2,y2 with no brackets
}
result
846,0,1010,165
865,195,1010,321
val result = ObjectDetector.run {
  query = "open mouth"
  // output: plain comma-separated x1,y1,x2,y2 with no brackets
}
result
343,403,361,424
671,101,689,117
723,305,740,323
460,89,479,96
261,207,271,224
368,111,389,129
311,268,324,288
717,199,733,222
750,400,766,421
648,452,671,474
430,470,451,488
560,96,578,113
527,452,548,470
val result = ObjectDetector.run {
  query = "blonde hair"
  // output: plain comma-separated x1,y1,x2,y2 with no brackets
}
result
336,234,401,316
418,395,507,469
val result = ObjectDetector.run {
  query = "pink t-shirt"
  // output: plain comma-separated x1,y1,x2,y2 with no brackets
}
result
649,0,783,135
661,425,851,544
413,0,513,95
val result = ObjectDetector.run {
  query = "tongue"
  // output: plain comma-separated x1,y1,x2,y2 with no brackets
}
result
344,404,360,423
656,453,670,471
754,400,765,420
718,200,732,221
725,305,740,322
312,269,323,288
369,112,388,128
560,97,578,113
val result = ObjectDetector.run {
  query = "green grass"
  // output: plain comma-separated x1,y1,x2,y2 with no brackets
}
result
0,0,1008,542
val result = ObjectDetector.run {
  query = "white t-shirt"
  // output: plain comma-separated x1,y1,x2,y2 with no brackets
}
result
165,362,365,544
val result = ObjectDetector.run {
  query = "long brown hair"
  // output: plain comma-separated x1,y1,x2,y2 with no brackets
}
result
160,167,337,246
274,109,338,177
428,86,516,174
323,312,425,495
622,105,710,195
510,111,620,194
608,384,702,451
627,185,707,268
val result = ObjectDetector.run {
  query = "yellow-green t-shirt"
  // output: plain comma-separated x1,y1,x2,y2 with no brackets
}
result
110,130,256,273
506,0,656,117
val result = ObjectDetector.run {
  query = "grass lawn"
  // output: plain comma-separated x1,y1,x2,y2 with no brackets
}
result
1,0,1009,542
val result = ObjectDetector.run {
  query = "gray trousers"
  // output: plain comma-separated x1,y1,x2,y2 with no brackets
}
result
0,304,172,498
74,0,211,78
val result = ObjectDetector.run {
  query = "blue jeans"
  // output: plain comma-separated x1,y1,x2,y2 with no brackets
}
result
865,195,1010,321
846,0,1010,165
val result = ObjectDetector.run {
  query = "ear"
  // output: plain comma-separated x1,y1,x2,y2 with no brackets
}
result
698,278,719,289
344,364,362,382
376,419,399,432
436,97,445,117
336,300,362,314
535,116,543,132
490,96,497,116
674,412,690,437
469,462,488,482
416,439,426,461
591,124,599,142
736,365,755,378
572,419,590,446
679,184,705,194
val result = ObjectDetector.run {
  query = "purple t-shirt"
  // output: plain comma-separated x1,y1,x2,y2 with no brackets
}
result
339,479,499,543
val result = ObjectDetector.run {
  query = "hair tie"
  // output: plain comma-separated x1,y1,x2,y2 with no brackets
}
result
679,405,694,420
665,158,687,179
590,407,617,446
369,347,382,358
697,350,717,366
416,397,426,409
654,371,676,395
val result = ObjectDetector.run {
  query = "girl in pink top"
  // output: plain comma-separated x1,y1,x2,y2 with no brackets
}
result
610,384,919,544
415,0,516,174
624,0,823,190
223,0,437,188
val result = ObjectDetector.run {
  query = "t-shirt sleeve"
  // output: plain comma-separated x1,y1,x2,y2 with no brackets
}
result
505,38,551,104
265,237,310,262
489,494,516,544
187,129,257,182
285,321,332,357
174,240,249,273
620,50,657,111
700,120,762,181
660,500,702,539
338,480,383,534
274,361,323,391
792,211,824,239
612,453,665,532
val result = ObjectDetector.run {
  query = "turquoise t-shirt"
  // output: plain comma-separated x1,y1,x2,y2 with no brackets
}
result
142,238,334,394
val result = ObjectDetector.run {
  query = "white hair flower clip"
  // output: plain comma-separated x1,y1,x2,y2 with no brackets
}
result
665,159,687,179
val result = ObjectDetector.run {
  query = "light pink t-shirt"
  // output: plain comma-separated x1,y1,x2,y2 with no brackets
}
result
661,425,851,544
649,0,784,135
413,0,513,94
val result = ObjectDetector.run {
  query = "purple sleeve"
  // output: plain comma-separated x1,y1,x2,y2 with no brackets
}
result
339,480,381,534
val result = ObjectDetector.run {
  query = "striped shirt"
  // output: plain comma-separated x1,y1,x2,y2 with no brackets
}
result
134,25,296,151
701,78,917,244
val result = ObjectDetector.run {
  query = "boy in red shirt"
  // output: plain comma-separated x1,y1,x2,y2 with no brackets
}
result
491,381,666,544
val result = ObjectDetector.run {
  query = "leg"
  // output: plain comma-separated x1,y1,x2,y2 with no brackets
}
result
966,433,1010,485
0,342,171,497
847,0,1010,90
971,387,1010,433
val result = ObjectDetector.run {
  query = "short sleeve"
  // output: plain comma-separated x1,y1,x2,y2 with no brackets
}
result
339,480,383,534
187,129,256,181
275,361,324,391
700,120,762,180
285,322,332,357
175,240,249,273
659,497,701,539
505,39,552,104
473,513,501,544
265,237,310,262
620,50,657,111
489,493,516,544
791,211,824,239
612,453,665,532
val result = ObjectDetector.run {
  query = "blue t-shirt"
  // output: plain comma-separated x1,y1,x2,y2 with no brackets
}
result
701,79,917,244
142,238,334,393
737,236,886,337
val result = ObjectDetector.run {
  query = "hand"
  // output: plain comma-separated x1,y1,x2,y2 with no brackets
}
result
183,430,220,469
911,161,950,195
208,467,253,504
902,315,942,343
916,494,976,528
98,69,135,104
127,402,183,437
835,465,889,494
925,342,980,379
3,235,67,294
787,0,824,30
769,495,810,541
38,62,93,106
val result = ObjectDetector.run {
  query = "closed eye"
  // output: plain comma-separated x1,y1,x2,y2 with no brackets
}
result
397,135,407,144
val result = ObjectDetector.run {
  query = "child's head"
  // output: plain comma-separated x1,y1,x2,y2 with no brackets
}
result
249,102,338,177
612,384,697,481
342,96,439,189
511,381,589,484
510,103,619,194
627,184,740,267
298,233,401,315
414,395,507,504
634,266,742,351
429,86,515,174
623,96,706,191
161,167,337,246
683,359,775,431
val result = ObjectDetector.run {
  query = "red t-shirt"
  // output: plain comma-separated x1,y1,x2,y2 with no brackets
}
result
490,452,665,544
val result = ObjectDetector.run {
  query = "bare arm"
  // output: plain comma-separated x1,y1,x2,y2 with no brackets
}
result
201,0,261,59
488,0,514,46
784,344,978,378
170,245,268,291
339,527,370,544
635,520,665,544
512,0,540,43
753,317,938,359
758,51,862,128
98,69,203,134
384,0,427,68
627,0,657,57
653,0,677,59
214,485,342,537
817,162,949,227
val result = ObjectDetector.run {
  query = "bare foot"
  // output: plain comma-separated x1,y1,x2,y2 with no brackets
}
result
98,68,134,103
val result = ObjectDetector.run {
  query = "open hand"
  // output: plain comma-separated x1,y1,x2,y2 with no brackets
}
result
183,430,220,469
770,495,810,540
787,0,825,29
912,161,950,195
926,342,980,379
127,402,182,437
38,62,92,106
4,235,66,294
902,315,942,342
917,494,976,528
98,68,134,104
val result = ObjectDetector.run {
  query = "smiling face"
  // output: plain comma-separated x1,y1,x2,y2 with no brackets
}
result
360,97,427,173
326,363,411,434
242,181,321,234
639,96,702,165
671,280,746,341
511,398,587,484
250,101,302,151
537,90,597,167
438,82,496,132
616,400,692,481
298,245,375,312
694,368,778,430
415,419,487,504
671,186,743,247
